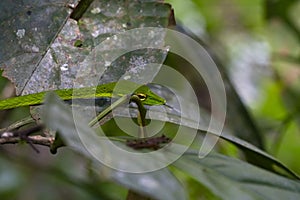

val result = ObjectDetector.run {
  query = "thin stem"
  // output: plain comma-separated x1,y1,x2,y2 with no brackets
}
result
1,124,45,153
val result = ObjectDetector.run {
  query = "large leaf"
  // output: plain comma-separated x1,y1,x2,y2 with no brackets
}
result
42,93,186,200
103,83,299,179
0,0,71,94
173,151,300,200
0,0,172,95
42,93,300,199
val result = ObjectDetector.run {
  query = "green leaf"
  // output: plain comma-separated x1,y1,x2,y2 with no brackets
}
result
111,169,186,200
106,88,299,179
42,92,186,200
174,151,300,200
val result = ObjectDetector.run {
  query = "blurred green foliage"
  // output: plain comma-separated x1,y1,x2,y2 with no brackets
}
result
168,0,300,168
166,0,300,198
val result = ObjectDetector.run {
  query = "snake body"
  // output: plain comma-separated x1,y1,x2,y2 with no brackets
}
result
0,81,166,110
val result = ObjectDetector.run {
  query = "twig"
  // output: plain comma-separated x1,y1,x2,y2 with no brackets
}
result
0,135,54,147
0,125,54,152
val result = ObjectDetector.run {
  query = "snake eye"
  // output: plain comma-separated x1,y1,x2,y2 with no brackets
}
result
136,93,147,101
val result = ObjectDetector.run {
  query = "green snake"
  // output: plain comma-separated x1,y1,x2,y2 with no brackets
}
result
0,81,166,110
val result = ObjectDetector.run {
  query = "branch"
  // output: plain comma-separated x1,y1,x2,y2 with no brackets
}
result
0,135,54,147
0,125,54,152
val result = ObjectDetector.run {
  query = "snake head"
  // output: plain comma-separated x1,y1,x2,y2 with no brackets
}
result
134,85,166,106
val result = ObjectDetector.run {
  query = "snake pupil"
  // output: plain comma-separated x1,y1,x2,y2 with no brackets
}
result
136,93,147,101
